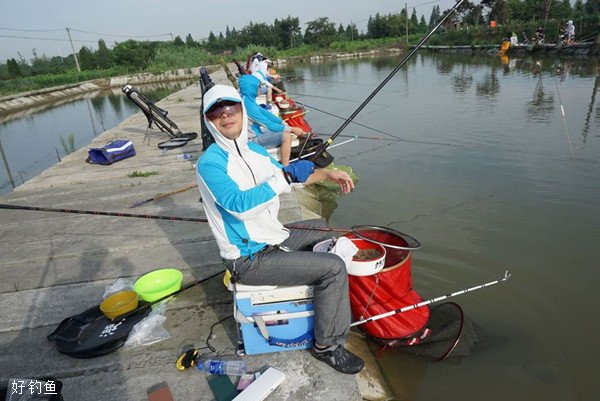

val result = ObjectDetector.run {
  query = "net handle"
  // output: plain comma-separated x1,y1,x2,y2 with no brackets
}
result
351,225,421,250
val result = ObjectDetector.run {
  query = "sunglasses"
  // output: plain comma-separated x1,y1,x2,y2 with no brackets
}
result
205,100,241,120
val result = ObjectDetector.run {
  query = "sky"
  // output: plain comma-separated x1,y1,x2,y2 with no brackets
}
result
0,0,459,61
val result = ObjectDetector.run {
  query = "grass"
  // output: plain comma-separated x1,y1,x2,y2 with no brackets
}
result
0,68,127,96
127,170,159,178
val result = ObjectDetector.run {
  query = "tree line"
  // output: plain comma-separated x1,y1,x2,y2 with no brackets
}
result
1,1,598,83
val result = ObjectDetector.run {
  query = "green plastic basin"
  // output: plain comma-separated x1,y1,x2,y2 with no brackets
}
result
134,268,183,302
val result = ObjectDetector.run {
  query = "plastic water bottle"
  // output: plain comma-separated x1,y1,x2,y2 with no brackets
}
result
176,154,192,160
198,359,247,375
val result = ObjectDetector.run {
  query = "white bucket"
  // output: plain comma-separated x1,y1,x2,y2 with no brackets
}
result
313,238,386,276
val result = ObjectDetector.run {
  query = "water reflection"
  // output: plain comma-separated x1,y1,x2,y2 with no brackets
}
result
435,57,455,75
476,69,500,99
90,96,105,114
527,76,555,122
452,64,474,94
582,71,599,144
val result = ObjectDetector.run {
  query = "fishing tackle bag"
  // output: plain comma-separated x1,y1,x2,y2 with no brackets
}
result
86,140,136,165
47,304,149,358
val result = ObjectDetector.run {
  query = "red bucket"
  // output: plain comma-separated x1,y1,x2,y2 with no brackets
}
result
344,230,429,340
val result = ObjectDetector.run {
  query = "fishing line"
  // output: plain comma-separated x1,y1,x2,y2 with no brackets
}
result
309,0,465,161
286,75,376,87
552,65,576,159
333,133,396,141
298,99,458,147
286,92,375,103
293,99,404,140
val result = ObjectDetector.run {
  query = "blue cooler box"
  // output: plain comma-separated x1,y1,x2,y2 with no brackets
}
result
235,285,314,355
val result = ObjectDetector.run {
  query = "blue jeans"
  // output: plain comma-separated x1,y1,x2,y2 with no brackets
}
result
226,219,350,347
251,131,283,149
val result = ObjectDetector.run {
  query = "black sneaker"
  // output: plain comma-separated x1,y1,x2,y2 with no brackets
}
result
310,345,364,374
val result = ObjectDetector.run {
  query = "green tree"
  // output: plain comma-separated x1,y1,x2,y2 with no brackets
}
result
429,5,440,27
78,46,96,70
585,0,600,14
7,58,21,78
411,8,418,27
238,22,277,48
112,40,157,69
482,0,511,24
337,23,345,40
304,17,337,47
346,23,359,40
30,49,57,75
95,39,112,69
173,35,185,47
419,15,427,31
368,13,386,38
573,0,584,16
185,33,197,47
273,16,301,49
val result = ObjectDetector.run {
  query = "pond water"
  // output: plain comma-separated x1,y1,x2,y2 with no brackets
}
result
280,54,599,401
0,80,194,195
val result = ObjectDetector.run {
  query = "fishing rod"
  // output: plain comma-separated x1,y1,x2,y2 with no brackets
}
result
0,203,349,232
289,137,356,162
308,0,465,162
129,183,197,208
351,270,512,327
236,271,511,325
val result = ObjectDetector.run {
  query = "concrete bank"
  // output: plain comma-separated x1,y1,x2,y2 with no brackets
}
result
0,68,199,115
1,47,407,116
0,67,392,400
273,47,404,66
420,42,596,56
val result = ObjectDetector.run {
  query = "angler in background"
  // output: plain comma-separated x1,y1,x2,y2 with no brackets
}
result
238,74,308,166
197,84,363,375
561,20,575,44
249,53,284,98
533,26,545,44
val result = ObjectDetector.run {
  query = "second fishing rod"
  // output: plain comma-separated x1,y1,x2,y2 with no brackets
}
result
307,0,465,163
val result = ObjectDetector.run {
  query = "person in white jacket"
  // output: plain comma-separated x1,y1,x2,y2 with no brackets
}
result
197,84,364,374
249,53,284,97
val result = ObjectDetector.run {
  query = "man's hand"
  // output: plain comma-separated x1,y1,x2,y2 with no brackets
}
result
325,169,354,194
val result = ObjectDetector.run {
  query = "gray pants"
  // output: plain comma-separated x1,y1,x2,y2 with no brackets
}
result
227,219,350,347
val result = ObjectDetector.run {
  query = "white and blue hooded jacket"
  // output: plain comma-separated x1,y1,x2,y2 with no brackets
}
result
196,85,292,260
238,75,288,136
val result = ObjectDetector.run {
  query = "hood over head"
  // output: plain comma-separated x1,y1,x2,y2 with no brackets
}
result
238,75,260,100
202,84,248,153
